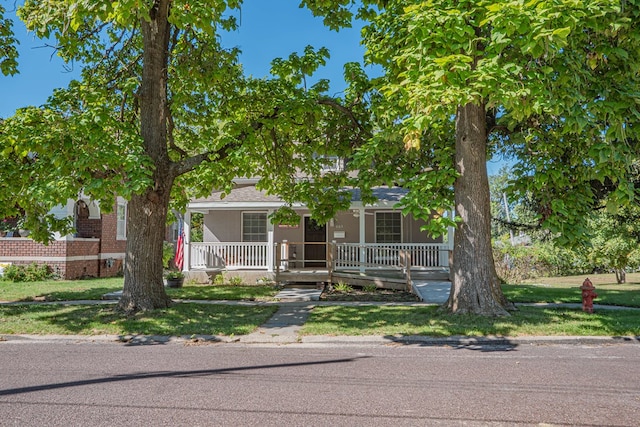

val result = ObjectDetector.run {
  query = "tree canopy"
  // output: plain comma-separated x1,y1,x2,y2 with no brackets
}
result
304,0,640,315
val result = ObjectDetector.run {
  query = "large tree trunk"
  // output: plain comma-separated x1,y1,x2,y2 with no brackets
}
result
119,187,174,312
445,102,513,316
118,0,174,312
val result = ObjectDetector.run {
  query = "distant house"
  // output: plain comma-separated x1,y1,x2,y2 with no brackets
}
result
182,178,453,283
0,197,127,279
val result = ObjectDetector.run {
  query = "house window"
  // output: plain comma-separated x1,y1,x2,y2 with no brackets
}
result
116,201,127,240
242,212,267,242
376,212,402,243
313,154,344,172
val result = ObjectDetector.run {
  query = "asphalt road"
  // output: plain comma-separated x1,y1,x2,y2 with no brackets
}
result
0,340,638,426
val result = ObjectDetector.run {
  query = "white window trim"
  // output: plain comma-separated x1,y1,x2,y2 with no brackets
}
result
375,211,403,244
242,211,268,242
312,154,344,172
116,198,127,240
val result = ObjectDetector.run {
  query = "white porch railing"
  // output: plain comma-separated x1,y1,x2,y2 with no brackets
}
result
188,241,450,271
333,243,450,270
190,242,269,270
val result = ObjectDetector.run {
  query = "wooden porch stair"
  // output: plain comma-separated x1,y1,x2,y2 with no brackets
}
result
276,267,450,291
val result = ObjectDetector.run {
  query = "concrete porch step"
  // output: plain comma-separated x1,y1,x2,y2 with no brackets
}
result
275,287,322,301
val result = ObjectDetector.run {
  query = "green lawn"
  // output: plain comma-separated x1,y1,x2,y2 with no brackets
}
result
301,305,640,337
1,274,639,338
0,277,279,302
301,273,640,337
0,278,280,336
511,273,640,307
0,303,278,336
0,277,125,302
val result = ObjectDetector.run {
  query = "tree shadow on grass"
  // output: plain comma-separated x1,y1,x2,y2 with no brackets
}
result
0,303,278,337
20,286,123,302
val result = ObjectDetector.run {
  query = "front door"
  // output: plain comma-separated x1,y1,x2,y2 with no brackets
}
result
304,217,326,268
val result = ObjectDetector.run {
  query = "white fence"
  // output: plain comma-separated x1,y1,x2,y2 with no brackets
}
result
190,242,269,270
189,241,449,271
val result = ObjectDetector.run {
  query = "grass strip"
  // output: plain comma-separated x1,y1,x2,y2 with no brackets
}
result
0,277,125,302
301,305,640,337
0,278,279,302
0,303,278,336
503,282,640,307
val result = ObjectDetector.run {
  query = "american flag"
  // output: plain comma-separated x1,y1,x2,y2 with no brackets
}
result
174,220,184,270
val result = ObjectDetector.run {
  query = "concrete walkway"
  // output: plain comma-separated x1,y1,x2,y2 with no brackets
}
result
240,303,314,343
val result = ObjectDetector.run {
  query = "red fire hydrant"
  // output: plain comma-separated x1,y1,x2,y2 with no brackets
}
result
580,278,598,313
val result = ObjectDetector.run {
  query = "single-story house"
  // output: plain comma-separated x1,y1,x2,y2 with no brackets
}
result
0,198,128,279
182,179,453,283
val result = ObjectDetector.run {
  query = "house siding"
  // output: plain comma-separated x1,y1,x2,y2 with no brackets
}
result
202,208,441,245
204,211,241,242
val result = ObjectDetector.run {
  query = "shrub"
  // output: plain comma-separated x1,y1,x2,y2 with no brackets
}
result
493,240,589,284
162,241,175,269
212,273,225,285
3,263,54,282
362,284,377,293
228,276,244,286
333,282,353,293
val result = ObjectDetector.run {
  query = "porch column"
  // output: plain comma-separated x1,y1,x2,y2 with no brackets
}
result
266,209,274,272
358,207,366,273
442,208,455,267
183,210,191,272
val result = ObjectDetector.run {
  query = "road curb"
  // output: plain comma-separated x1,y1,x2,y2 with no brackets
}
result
299,334,640,347
2,333,638,347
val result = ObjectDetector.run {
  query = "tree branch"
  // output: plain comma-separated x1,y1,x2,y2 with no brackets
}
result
492,216,541,231
317,97,369,139
170,141,239,177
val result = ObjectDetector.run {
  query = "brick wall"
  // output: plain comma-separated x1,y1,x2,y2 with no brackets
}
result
76,218,102,238
66,259,100,279
100,211,127,255
0,203,127,280
0,239,67,258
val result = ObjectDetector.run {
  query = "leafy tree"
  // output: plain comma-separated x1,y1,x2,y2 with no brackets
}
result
1,1,368,312
0,4,19,76
489,166,552,243
304,1,640,315
587,206,640,283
